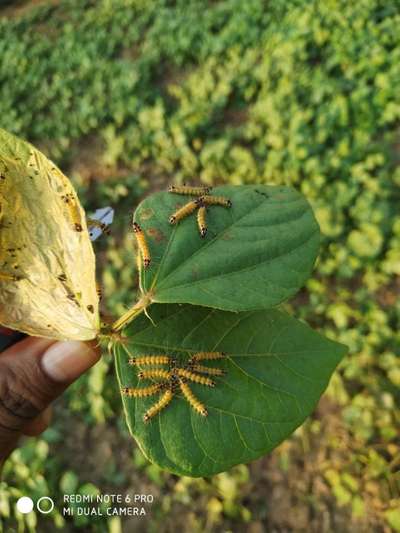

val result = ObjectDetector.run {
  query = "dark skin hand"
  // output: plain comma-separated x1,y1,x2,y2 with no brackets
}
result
0,336,100,466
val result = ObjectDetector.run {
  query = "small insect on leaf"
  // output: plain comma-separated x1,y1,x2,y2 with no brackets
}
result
128,355,171,366
0,128,99,340
179,380,208,417
198,195,232,208
0,272,23,282
169,200,199,225
143,389,174,422
87,206,114,241
168,185,211,196
62,193,83,232
132,220,151,269
176,368,215,387
121,384,163,398
191,352,226,362
191,364,225,376
138,369,171,380
197,206,207,238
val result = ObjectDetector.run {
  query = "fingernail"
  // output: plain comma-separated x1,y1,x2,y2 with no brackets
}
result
41,341,99,382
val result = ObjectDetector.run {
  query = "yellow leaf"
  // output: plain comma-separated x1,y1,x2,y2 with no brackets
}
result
0,128,99,340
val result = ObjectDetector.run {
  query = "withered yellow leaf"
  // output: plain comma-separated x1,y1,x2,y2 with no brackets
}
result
0,128,99,341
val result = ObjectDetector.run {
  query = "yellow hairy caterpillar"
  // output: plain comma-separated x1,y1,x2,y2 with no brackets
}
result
143,389,174,422
191,352,226,362
132,221,151,269
197,206,207,238
138,369,172,380
87,218,110,237
191,364,225,376
62,193,83,232
96,282,102,301
120,383,162,398
168,185,211,196
198,195,232,208
179,380,208,416
169,200,199,225
128,355,171,366
176,368,215,387
0,272,22,282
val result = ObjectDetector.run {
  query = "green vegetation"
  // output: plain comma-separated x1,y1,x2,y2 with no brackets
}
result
0,0,399,530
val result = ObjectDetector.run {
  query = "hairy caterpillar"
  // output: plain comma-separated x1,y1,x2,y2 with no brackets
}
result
197,206,207,238
132,221,151,268
121,383,162,398
179,380,208,416
191,352,226,362
198,195,232,208
143,389,174,422
191,364,225,376
138,369,172,380
87,217,110,238
168,185,211,196
62,193,83,232
96,282,102,301
169,200,199,225
129,355,171,366
176,368,215,387
0,272,22,281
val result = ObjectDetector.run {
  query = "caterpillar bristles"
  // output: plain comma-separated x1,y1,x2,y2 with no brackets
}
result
190,352,226,362
96,282,102,301
128,355,171,366
179,380,208,416
143,389,174,422
132,220,151,268
169,200,199,225
198,195,232,208
121,384,162,398
62,193,83,232
191,364,226,377
138,369,171,380
176,368,215,387
197,206,207,238
168,185,211,196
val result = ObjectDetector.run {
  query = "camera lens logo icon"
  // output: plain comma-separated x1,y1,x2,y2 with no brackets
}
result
17,496,54,514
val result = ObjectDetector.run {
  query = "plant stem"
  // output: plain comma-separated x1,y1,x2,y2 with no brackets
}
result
111,292,152,332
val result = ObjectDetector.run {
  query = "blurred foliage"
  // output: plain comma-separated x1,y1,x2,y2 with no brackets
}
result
0,0,399,531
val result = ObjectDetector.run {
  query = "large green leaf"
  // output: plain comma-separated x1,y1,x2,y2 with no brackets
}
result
134,185,320,312
114,304,346,477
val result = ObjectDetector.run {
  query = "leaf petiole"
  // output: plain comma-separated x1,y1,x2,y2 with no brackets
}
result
111,291,153,332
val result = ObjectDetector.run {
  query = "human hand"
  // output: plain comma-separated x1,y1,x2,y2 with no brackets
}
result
0,336,100,465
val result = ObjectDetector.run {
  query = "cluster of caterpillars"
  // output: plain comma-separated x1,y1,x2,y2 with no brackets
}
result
121,351,226,422
132,185,232,271
168,185,231,238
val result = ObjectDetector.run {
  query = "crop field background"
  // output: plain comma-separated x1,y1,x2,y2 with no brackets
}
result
0,0,399,531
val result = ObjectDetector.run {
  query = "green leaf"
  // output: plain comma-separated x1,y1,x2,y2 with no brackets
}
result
134,185,320,312
114,304,346,477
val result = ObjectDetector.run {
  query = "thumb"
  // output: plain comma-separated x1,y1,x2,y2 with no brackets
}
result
0,336,100,460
